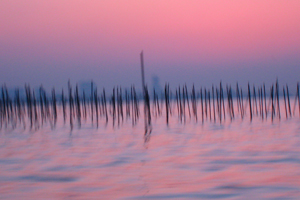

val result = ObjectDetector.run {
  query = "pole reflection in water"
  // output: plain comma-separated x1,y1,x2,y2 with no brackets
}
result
143,85,152,145
144,124,152,144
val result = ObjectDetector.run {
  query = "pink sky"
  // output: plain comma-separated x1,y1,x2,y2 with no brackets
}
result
0,0,300,90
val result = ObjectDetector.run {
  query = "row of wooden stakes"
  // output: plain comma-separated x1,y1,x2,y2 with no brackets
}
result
1,81,300,131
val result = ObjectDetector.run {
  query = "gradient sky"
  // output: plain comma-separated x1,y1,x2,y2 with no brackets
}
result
0,0,300,91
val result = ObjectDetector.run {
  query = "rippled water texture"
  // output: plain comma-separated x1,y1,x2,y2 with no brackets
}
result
1,104,300,199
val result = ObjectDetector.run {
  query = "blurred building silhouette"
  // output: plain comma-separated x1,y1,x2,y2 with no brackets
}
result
152,75,162,94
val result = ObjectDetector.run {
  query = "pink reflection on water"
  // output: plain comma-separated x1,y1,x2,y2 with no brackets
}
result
1,103,300,199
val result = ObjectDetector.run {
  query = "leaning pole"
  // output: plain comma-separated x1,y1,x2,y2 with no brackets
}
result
140,51,151,130
140,51,146,95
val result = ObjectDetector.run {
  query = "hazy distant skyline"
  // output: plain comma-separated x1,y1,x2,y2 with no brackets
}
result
1,0,300,91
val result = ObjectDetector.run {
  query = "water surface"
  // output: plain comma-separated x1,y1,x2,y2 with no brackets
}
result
1,107,300,199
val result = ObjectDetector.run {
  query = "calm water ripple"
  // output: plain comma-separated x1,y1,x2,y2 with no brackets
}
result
1,108,300,199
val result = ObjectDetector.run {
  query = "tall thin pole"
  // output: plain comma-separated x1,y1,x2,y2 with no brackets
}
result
140,51,146,95
140,51,151,130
